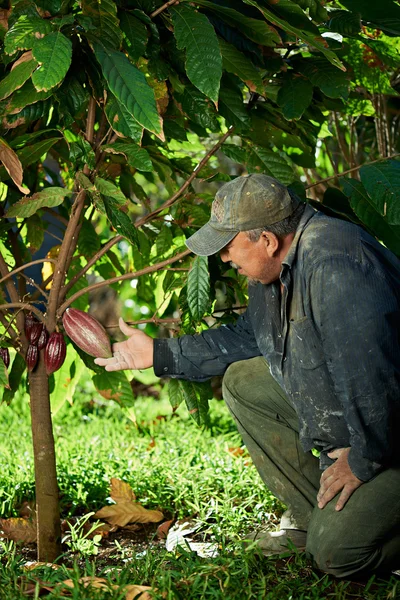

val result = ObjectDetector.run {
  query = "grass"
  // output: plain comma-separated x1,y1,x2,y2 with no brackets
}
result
0,377,398,599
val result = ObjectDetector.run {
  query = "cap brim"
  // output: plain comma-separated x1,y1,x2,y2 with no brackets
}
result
185,223,238,256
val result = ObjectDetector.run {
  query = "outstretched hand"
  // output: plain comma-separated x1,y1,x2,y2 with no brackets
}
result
317,447,363,512
94,318,154,371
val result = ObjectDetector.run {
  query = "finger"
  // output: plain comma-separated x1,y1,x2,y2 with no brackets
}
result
94,357,115,367
327,448,345,460
318,481,343,509
119,317,136,337
335,486,354,511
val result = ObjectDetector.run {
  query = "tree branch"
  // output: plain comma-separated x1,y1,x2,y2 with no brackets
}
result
305,153,400,190
105,317,181,329
57,248,191,316
0,312,18,341
0,259,57,286
150,0,179,18
0,303,45,322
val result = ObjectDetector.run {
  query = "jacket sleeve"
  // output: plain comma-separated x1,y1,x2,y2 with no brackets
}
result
153,310,262,381
310,256,400,481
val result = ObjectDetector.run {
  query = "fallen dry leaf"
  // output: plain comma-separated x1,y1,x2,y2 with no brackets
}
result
0,517,36,543
60,576,109,590
95,501,163,527
18,577,54,596
19,500,36,519
157,520,174,540
228,447,246,457
23,561,63,571
110,478,136,504
124,584,153,600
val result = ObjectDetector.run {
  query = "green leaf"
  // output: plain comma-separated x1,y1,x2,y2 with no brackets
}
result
102,195,139,246
246,145,295,185
2,80,53,115
277,75,313,120
95,177,129,207
243,0,345,71
187,255,210,321
50,349,84,415
177,379,211,425
340,0,400,36
92,370,135,405
221,144,248,164
2,353,25,404
32,31,72,92
102,141,152,172
17,138,60,169
296,57,350,100
171,5,222,104
120,12,148,62
6,187,72,218
195,0,280,46
81,0,121,49
219,38,263,93
177,84,219,131
168,378,184,410
77,218,101,259
219,80,251,130
360,160,400,226
343,178,400,256
327,9,362,36
4,15,52,55
0,357,10,390
93,42,163,138
0,59,37,102
105,95,143,142
26,214,44,253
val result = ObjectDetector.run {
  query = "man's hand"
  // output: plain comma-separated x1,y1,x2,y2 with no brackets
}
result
94,318,154,371
317,447,363,511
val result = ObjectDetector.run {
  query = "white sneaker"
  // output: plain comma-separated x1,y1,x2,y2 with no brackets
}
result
244,528,307,557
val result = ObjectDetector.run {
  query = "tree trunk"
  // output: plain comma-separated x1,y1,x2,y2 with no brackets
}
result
28,356,61,561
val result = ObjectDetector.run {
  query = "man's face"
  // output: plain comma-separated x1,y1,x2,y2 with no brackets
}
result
219,232,281,285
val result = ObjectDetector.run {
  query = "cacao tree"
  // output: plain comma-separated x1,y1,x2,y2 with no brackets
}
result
0,0,399,561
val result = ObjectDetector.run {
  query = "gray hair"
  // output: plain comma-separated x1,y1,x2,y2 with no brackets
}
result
246,194,305,242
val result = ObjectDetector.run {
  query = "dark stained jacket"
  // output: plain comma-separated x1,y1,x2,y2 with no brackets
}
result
154,206,400,481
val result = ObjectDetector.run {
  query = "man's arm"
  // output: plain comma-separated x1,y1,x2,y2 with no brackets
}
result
95,309,262,381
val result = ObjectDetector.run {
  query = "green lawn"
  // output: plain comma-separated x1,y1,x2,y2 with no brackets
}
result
0,377,398,599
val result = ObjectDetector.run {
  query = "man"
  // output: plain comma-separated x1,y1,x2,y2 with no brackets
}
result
95,174,400,578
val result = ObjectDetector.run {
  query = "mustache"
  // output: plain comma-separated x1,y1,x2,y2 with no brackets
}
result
230,262,240,269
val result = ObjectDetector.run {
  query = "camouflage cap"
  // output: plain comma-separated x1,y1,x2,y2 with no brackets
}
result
185,174,300,256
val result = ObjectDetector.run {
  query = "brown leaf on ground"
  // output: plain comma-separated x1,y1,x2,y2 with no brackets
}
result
0,517,36,543
110,478,136,504
156,520,174,539
228,447,246,457
124,584,153,600
19,501,36,519
18,577,54,596
95,501,163,527
23,562,63,571
60,576,109,590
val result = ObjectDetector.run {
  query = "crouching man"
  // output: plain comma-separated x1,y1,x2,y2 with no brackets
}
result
95,174,400,578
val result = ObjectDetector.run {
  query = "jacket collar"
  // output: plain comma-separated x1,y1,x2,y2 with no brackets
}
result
281,204,316,273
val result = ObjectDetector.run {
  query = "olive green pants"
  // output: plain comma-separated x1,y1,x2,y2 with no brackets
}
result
222,356,400,578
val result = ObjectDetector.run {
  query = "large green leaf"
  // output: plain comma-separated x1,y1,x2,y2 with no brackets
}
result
105,95,144,142
219,80,251,130
81,0,121,49
102,141,152,172
171,4,222,104
243,0,345,71
246,145,295,185
2,353,25,404
219,38,263,93
26,213,44,253
296,57,350,100
360,160,400,226
0,59,37,101
93,42,163,138
95,177,129,207
50,349,84,415
102,195,139,246
177,84,219,131
6,187,72,218
120,12,148,62
195,0,280,46
327,9,362,36
340,0,400,36
277,74,313,120
4,15,52,55
343,178,400,256
187,255,210,321
92,370,135,405
77,218,101,259
177,379,212,425
32,31,72,92
1,80,53,115
168,378,184,410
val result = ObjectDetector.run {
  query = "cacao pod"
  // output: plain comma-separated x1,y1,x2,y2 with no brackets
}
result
26,344,38,372
44,332,66,375
62,308,112,358
37,327,49,350
27,322,43,346
0,347,10,369
24,312,37,339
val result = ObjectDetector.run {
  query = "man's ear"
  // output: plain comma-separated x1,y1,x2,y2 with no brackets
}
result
261,231,280,256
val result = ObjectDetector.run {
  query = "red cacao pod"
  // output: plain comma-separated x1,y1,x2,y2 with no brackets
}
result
37,327,49,350
27,322,43,346
44,332,66,375
24,312,37,339
26,344,38,372
0,347,10,369
62,308,112,358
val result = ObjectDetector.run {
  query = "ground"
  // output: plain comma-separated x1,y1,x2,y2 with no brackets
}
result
0,374,398,599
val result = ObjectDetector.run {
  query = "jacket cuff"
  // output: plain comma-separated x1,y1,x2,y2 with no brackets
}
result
348,448,383,482
153,339,179,377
